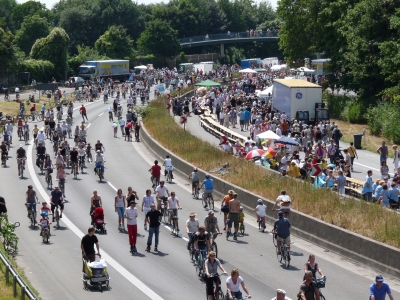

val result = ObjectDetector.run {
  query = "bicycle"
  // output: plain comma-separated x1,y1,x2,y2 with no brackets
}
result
195,248,207,278
59,178,66,197
53,203,61,229
18,127,23,140
208,273,225,300
193,183,200,199
258,216,266,232
109,111,113,122
188,232,195,261
272,230,277,247
24,129,29,144
239,222,245,236
203,192,214,210
71,162,78,179
151,177,159,193
159,197,168,223
40,223,50,244
210,232,222,258
1,152,8,168
95,165,104,182
79,156,85,173
53,140,59,153
45,167,53,189
25,204,37,228
169,209,181,236
18,158,26,178
165,167,173,183
276,237,291,268
316,276,327,300
37,155,44,174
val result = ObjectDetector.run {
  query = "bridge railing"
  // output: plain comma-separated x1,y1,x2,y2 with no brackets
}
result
179,31,278,44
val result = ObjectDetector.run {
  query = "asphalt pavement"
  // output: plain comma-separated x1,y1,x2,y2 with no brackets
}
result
2,88,400,300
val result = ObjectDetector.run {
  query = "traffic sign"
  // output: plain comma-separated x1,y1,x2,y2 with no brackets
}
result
180,116,187,124
311,164,322,177
177,87,181,91
166,102,171,110
167,94,171,99
219,136,228,145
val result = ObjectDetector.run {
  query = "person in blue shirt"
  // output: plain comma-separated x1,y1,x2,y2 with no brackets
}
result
200,174,214,208
373,182,383,202
379,184,391,207
388,183,399,206
273,211,291,255
238,108,246,131
362,170,374,202
372,179,380,195
369,275,394,300
335,171,346,195
243,109,250,131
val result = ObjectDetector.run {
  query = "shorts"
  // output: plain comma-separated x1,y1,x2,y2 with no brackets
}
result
8,131,12,136
71,158,78,164
143,208,150,216
26,203,37,212
51,202,64,211
125,127,130,135
228,212,239,229
33,134,37,138
192,181,199,188
338,187,345,195
277,235,291,245
169,209,178,217
203,189,213,199
116,207,124,219
240,120,244,125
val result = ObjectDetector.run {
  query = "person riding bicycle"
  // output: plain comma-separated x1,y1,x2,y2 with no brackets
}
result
204,251,227,300
155,179,170,210
48,118,56,137
16,144,26,176
149,160,161,188
304,254,324,281
166,192,182,225
39,201,51,216
52,131,60,151
188,167,200,195
0,141,8,163
32,124,39,142
36,142,46,168
61,121,68,137
16,117,23,139
94,150,105,177
77,145,86,170
186,211,199,250
39,211,51,236
298,271,320,300
255,199,267,226
25,185,39,222
44,154,53,181
226,269,252,300
194,226,210,260
37,129,45,144
271,289,292,300
163,155,174,179
273,211,291,255
200,174,214,208
50,186,65,222
79,104,88,122
272,190,292,217
3,131,10,149
94,140,105,153
70,147,79,174
204,210,221,241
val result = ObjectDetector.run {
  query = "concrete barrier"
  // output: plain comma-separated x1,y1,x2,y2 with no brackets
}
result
141,115,400,278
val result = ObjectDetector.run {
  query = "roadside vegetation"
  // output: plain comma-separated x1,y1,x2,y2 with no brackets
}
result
143,90,400,248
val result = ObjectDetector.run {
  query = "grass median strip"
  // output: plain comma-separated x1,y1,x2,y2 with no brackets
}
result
142,93,400,248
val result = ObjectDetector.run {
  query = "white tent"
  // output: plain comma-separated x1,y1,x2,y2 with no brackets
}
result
239,68,257,73
270,64,287,71
134,65,147,69
256,130,280,140
257,85,273,96
297,67,315,73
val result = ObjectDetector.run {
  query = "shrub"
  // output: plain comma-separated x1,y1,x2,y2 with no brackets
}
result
324,92,352,120
18,59,54,82
347,101,367,123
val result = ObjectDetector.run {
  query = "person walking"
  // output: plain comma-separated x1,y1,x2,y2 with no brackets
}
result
114,189,126,231
369,275,394,300
141,189,154,230
81,226,100,271
146,203,162,252
124,200,138,253
228,193,241,240
347,142,358,171
377,141,389,166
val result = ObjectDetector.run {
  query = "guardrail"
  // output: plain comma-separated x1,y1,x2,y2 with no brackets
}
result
179,30,278,44
0,251,38,299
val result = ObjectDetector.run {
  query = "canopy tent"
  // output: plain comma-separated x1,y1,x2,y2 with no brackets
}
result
254,68,267,73
256,130,280,140
270,64,287,71
257,85,273,96
275,136,299,146
134,65,147,69
194,79,221,87
297,67,315,73
239,68,257,73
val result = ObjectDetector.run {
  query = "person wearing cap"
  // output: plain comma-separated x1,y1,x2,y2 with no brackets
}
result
188,167,200,195
94,149,105,177
204,210,221,241
16,144,26,176
299,271,320,300
370,275,394,300
200,174,214,208
25,185,39,222
273,210,291,256
145,203,162,252
186,211,199,250
271,288,292,300
124,199,138,253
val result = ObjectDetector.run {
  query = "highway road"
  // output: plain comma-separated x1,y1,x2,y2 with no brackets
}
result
2,89,400,300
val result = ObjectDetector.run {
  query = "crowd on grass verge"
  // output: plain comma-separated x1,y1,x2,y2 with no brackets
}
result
169,70,400,210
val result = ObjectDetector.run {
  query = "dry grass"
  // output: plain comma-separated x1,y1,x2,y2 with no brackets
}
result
332,119,395,158
143,96,400,248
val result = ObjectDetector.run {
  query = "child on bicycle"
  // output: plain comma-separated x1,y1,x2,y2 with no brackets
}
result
238,206,245,229
39,211,50,236
254,199,267,226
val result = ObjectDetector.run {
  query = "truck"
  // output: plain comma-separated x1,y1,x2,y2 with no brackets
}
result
262,57,279,67
272,79,329,124
193,62,214,74
79,60,130,81
241,58,261,69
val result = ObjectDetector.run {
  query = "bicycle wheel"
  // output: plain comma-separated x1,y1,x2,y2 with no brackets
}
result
211,241,218,258
55,209,60,228
319,293,326,300
208,195,214,210
195,263,202,277
217,289,224,300
272,232,277,247
166,173,171,183
240,224,245,235
163,208,168,223
3,237,18,254
276,245,282,263
283,248,289,268
30,212,35,228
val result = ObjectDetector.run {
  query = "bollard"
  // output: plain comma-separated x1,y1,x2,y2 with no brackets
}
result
21,285,25,300
363,128,366,145
5,265,10,284
13,274,17,296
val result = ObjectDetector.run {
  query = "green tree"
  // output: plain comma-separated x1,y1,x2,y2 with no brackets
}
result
0,28,15,74
30,27,70,80
137,19,181,59
11,0,52,30
0,0,17,31
14,15,50,55
68,44,109,74
94,25,134,58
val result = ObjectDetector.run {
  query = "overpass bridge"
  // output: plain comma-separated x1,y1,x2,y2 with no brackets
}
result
179,31,279,56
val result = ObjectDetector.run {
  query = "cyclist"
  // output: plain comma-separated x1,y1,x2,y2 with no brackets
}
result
149,160,161,188
0,141,8,163
134,122,141,141
304,254,324,281
200,174,214,208
226,269,252,300
39,211,51,236
39,201,51,216
204,251,227,300
299,271,320,300
186,211,199,250
48,118,56,139
204,210,221,241
270,289,292,300
16,117,23,140
74,125,80,144
37,130,45,144
32,124,39,143
16,144,26,176
238,206,245,230
77,144,86,172
188,167,200,195
94,140,105,153
3,132,10,150
56,166,67,197
61,121,68,138
255,199,267,227
108,106,113,121
79,104,88,122
272,190,292,217
163,155,173,179
67,103,73,118
194,226,210,260
155,180,170,210
44,154,53,182
86,143,92,162
55,152,64,168
52,131,60,152
50,186,65,222
70,146,79,174
36,142,46,168
25,185,39,222
273,211,291,255
94,150,105,178
166,192,182,225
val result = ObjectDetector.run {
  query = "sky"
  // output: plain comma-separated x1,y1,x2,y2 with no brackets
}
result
18,0,278,10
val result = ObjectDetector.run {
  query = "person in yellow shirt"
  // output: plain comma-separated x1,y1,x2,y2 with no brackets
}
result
321,159,327,170
288,161,301,178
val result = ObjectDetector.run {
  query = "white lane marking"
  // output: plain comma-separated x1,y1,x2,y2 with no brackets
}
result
27,140,164,300
107,181,118,191
354,161,394,175
86,123,91,129
98,113,104,116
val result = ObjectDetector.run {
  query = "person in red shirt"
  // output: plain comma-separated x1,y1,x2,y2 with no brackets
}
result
79,105,88,122
149,160,161,188
125,121,132,141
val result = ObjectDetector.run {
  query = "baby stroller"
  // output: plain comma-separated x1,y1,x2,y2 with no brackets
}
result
92,207,106,233
82,255,110,292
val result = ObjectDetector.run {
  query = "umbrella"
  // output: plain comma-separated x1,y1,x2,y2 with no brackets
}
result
274,142,286,147
245,149,265,160
257,130,280,140
239,68,257,74
328,163,336,168
270,64,287,71
254,68,267,73
134,65,147,69
194,79,221,87
275,136,299,146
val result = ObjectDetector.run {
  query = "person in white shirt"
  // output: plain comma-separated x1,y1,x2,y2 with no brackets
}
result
155,180,170,210
226,269,251,300
163,155,173,178
166,192,182,225
186,211,199,249
276,126,282,137
270,289,292,300
124,201,138,253
37,130,45,144
142,189,154,230
254,199,267,224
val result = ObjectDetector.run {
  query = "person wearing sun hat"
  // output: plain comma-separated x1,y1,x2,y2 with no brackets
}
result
369,275,394,300
270,288,293,300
